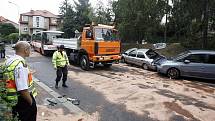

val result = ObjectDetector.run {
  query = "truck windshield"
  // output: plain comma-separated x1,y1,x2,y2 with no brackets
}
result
95,28,119,41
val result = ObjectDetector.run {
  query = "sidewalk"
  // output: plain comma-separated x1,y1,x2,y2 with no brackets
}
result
34,78,99,121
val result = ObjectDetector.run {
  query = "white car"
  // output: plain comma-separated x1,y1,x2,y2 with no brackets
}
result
123,48,163,70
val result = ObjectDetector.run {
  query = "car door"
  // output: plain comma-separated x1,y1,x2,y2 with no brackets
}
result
126,49,137,64
136,51,146,66
180,54,207,78
202,54,215,79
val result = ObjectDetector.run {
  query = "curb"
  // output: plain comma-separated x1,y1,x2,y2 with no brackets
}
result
33,76,85,114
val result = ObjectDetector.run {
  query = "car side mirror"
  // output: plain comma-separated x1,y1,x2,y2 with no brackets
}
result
184,60,190,64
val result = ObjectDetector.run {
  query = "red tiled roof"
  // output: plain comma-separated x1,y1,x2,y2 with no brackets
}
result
21,10,59,18
0,16,18,25
0,16,7,22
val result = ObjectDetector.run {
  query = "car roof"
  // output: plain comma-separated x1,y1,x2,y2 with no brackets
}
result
137,49,150,53
189,50,215,54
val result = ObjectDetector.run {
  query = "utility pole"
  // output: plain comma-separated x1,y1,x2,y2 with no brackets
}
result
8,1,20,41
202,0,209,49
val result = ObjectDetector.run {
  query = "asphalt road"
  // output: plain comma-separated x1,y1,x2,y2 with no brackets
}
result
6,46,215,121
27,53,155,121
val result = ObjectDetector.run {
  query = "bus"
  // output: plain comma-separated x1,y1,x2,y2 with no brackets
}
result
31,31,63,55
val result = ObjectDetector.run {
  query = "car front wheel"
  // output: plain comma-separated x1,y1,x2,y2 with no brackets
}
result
167,68,180,79
142,63,149,70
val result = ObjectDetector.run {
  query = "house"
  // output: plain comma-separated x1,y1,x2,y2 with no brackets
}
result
19,10,62,35
0,16,19,29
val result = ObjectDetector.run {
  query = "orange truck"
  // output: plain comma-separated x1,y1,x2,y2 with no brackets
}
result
52,24,121,70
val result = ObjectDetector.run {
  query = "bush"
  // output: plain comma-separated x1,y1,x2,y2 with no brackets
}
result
0,65,19,121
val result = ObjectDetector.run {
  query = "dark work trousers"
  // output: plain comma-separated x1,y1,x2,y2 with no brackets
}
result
56,65,68,85
0,50,5,58
12,93,37,121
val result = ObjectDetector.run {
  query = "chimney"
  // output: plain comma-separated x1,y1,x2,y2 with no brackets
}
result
30,10,34,13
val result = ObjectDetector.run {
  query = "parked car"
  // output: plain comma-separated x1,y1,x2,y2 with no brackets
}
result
123,48,163,70
156,50,215,80
121,48,137,63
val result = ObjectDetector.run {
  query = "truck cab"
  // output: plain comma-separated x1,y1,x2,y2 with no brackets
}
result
78,24,121,70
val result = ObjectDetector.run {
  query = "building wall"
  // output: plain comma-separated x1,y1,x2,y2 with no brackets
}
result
50,26,57,31
44,18,50,30
28,17,33,29
20,24,29,34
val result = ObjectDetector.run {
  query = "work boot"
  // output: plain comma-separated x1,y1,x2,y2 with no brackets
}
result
62,83,68,88
55,82,59,89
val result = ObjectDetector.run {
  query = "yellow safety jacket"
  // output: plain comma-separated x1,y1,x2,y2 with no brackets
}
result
2,59,37,105
52,51,69,68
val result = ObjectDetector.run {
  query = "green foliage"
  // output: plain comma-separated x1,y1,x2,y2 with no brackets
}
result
7,33,19,43
0,23,17,37
74,0,92,31
59,0,92,38
168,0,215,49
92,0,113,24
0,65,19,121
114,0,166,43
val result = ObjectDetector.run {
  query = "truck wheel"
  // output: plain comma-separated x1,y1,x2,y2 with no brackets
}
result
80,55,90,71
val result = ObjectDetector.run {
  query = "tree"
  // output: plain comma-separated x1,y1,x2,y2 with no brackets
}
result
74,0,92,31
0,23,17,37
7,33,19,44
59,0,76,38
59,0,93,37
114,0,166,43
92,0,113,24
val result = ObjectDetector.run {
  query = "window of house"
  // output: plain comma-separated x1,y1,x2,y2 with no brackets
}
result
36,17,39,21
23,27,28,31
22,16,28,21
37,22,39,27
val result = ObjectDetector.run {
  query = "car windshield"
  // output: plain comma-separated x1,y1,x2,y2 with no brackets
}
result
95,28,119,41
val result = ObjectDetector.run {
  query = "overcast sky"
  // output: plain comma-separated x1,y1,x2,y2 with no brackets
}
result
0,0,109,23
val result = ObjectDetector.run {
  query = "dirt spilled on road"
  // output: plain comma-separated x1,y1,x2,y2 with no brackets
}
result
183,81,215,94
164,102,200,121
67,63,215,121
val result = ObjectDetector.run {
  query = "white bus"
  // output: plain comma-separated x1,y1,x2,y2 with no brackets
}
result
31,31,63,55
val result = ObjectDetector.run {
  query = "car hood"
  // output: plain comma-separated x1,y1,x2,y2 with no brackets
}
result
152,56,166,65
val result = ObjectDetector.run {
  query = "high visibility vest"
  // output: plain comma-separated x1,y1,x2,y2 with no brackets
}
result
52,51,69,68
3,59,37,105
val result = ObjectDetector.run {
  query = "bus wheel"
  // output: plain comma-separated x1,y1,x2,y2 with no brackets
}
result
80,55,90,71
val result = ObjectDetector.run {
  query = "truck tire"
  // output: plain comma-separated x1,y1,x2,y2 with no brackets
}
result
80,55,90,71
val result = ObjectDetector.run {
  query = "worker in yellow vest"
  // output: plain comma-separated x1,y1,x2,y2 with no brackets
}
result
4,41,37,121
52,45,69,89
